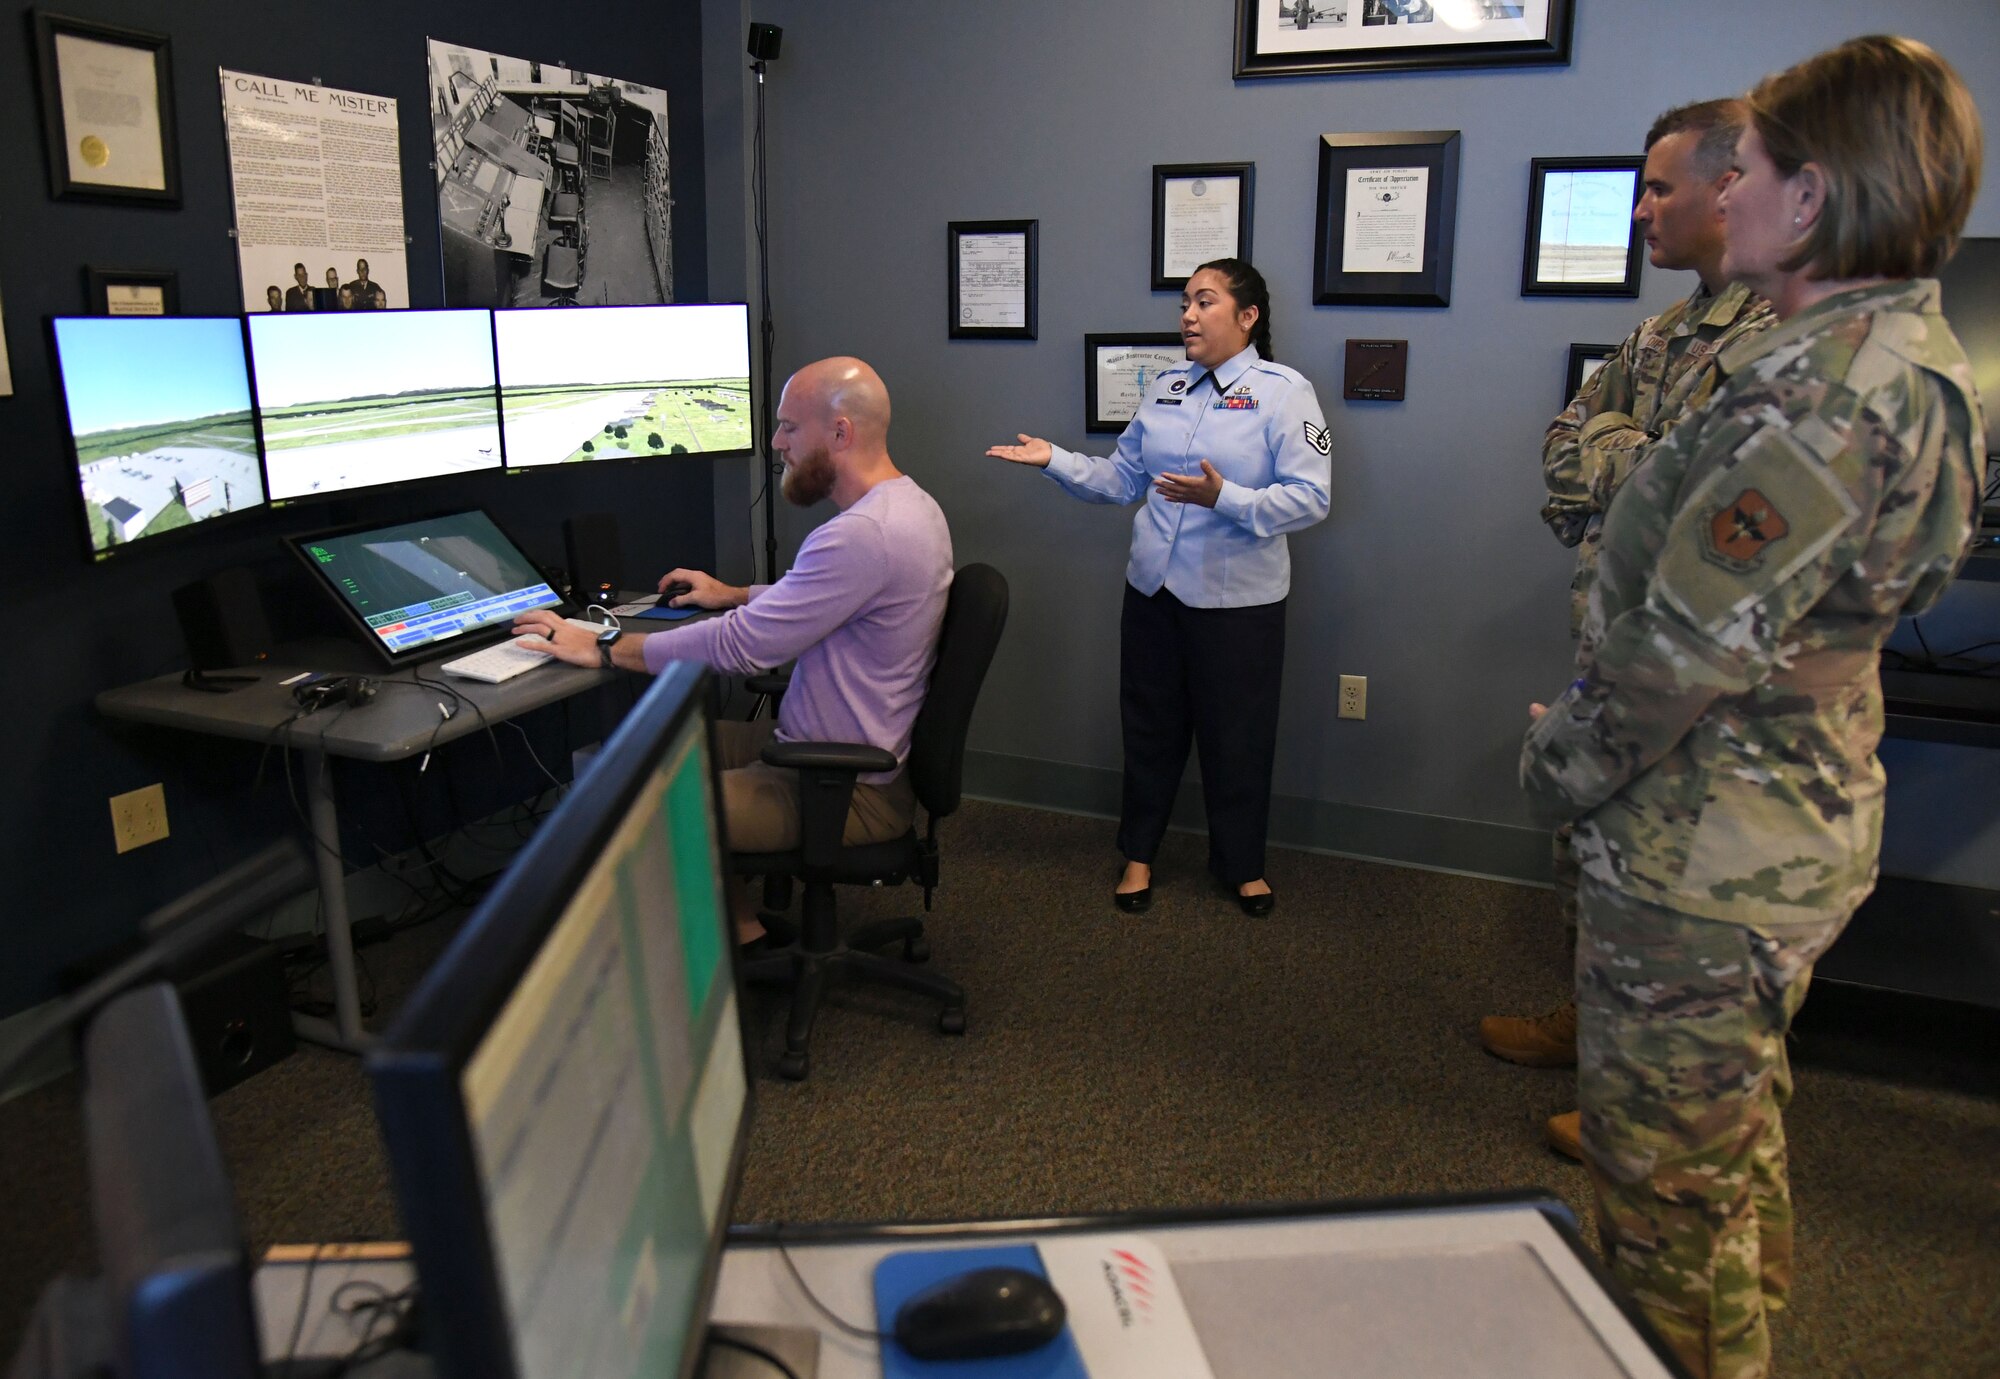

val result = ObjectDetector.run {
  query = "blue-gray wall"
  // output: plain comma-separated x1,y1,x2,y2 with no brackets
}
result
705,0,2000,885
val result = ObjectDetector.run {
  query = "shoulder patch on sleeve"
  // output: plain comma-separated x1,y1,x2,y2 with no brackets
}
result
1304,419,1331,456
1657,423,1861,632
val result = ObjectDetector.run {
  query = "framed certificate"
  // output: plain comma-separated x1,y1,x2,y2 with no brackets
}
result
1312,130,1460,307
1523,157,1646,297
1235,0,1573,80
85,267,180,316
949,220,1038,340
1152,163,1254,291
32,11,181,205
1564,343,1619,405
1084,333,1186,433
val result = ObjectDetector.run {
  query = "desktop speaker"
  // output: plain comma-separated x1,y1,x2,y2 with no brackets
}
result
172,933,296,1097
563,512,625,603
172,567,273,673
747,22,783,61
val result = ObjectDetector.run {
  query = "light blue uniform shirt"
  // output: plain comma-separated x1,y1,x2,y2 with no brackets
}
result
1044,345,1331,608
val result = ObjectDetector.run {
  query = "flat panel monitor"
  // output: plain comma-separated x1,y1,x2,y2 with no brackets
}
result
368,663,748,1379
49,316,265,563
286,507,567,666
247,308,502,504
494,304,753,468
1938,237,1999,444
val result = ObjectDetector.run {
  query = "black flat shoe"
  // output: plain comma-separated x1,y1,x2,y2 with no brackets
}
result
1114,886,1152,914
1228,883,1275,917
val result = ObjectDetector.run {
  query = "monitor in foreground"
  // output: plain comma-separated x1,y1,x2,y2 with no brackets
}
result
369,663,748,1379
495,304,753,467
249,308,502,503
50,316,265,562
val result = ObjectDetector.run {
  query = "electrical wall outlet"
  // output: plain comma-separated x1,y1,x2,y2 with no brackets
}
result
1337,674,1367,720
110,783,169,854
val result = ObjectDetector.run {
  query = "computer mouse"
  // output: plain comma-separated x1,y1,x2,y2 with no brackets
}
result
660,579,694,603
891,1266,1066,1361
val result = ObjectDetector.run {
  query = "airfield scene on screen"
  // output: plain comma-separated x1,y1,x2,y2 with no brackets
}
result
249,310,503,502
495,305,752,467
54,317,265,558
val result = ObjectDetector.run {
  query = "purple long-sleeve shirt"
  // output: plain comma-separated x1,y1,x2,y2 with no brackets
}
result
641,475,953,783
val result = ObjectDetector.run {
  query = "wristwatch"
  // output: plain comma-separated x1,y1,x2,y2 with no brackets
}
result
595,623,622,668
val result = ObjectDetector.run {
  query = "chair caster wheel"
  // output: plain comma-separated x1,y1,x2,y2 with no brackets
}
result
938,1008,966,1035
904,937,930,963
778,1050,809,1080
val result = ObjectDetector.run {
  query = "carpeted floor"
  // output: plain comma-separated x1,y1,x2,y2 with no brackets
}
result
3,798,1996,1374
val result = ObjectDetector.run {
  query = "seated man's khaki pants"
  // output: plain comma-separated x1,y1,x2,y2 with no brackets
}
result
712,719,915,854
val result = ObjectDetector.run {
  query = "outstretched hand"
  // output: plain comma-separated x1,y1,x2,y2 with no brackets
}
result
987,434,1053,468
1156,459,1223,508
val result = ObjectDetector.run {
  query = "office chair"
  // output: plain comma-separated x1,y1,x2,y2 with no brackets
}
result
735,564,1009,1080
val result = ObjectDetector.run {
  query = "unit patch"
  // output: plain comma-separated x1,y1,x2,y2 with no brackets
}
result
1168,377,1189,395
1704,488,1790,570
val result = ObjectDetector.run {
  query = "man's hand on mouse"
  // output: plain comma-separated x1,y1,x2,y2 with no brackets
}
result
510,610,599,667
658,567,750,610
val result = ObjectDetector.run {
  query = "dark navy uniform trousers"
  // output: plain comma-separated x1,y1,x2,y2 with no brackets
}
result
1117,582,1286,885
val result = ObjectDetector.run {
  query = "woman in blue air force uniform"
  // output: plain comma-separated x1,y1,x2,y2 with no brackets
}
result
989,258,1332,916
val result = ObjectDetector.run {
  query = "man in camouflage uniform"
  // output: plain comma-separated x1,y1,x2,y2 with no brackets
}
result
1480,100,1772,1162
1521,276,1983,1377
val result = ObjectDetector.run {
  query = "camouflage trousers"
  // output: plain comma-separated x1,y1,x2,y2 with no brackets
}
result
1575,876,1847,1379
1551,821,1580,936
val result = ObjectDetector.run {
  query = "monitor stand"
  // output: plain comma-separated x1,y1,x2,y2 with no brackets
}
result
698,1322,821,1378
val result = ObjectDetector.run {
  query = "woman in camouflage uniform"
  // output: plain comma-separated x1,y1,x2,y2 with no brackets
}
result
1519,35,1984,1379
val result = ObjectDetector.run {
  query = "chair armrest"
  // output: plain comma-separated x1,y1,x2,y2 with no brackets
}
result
756,739,898,871
760,741,898,775
744,670,792,697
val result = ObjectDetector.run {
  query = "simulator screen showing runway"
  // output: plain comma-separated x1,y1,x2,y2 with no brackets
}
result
53,317,265,560
496,304,752,468
249,309,502,502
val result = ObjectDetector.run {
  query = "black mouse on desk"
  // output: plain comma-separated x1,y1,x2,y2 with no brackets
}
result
892,1266,1066,1361
660,580,695,603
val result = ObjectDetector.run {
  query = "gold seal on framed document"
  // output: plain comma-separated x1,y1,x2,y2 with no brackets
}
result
78,134,109,168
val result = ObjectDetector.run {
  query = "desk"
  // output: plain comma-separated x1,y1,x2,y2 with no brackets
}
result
97,645,627,1052
714,1195,1687,1379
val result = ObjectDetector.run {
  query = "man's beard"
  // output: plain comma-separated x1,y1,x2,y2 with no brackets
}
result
781,448,836,506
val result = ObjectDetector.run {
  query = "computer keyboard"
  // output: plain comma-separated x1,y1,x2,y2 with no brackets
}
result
441,619,611,683
441,639,553,683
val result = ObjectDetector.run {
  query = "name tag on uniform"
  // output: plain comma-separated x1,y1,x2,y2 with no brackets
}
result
1154,397,1182,406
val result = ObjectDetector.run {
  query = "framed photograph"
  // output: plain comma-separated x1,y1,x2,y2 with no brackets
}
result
32,11,180,205
1564,343,1619,405
1523,157,1646,297
1084,333,1186,433
84,267,179,316
1152,163,1254,291
1235,0,1573,80
949,220,1038,340
1313,130,1460,308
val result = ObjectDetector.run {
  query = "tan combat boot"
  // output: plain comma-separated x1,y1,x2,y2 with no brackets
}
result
1546,1110,1582,1162
1478,1000,1578,1067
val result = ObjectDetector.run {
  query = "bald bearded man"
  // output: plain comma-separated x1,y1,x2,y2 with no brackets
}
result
517,357,954,869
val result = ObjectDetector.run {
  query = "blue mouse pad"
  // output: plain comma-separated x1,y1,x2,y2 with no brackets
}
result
633,604,701,621
872,1245,1089,1379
